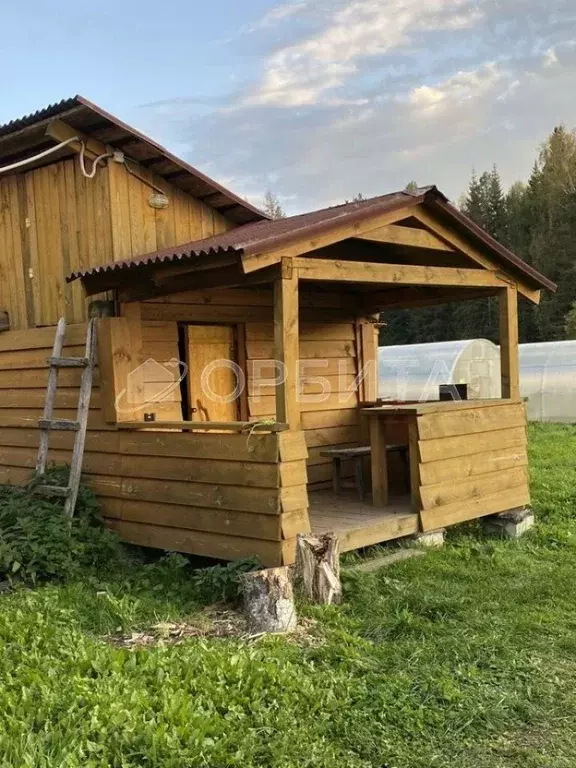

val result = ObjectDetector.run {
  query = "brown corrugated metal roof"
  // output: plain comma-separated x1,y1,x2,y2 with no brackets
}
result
0,97,79,138
68,187,434,279
67,185,556,293
0,96,265,225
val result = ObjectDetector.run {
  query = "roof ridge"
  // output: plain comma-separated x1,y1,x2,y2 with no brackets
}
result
266,186,436,226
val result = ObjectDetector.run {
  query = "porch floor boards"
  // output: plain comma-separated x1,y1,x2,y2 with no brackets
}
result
308,489,419,552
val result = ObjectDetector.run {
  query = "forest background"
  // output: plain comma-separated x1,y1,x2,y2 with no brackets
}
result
264,126,576,345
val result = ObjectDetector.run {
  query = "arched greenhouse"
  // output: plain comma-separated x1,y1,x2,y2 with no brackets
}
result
378,339,576,423
378,339,501,403
518,340,576,423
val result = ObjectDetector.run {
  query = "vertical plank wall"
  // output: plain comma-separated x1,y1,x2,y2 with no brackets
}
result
0,156,235,330
106,161,232,264
0,175,34,331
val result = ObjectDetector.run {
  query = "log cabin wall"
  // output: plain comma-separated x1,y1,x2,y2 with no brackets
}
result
0,323,110,485
0,322,530,564
416,400,530,531
136,287,374,491
0,322,309,566
0,157,234,331
139,318,184,422
104,429,309,568
248,316,358,490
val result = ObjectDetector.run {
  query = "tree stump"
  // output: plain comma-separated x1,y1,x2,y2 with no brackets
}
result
295,533,342,605
241,566,297,634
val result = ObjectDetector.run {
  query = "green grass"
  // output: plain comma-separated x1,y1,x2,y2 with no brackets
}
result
1,423,576,766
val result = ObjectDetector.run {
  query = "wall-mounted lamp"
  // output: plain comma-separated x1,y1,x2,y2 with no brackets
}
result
148,192,170,209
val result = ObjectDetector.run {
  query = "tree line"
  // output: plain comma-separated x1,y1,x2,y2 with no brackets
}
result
384,126,576,345
263,125,576,345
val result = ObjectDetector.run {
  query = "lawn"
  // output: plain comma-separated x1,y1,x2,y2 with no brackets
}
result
1,423,576,767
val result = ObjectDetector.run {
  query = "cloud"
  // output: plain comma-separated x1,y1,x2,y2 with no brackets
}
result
241,1,310,34
143,0,576,214
243,0,483,107
409,65,503,114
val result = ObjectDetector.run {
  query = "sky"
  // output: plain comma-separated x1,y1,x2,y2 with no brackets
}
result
2,0,576,214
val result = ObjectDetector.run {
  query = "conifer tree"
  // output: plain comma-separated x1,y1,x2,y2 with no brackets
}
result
372,127,576,346
262,191,286,219
463,171,487,227
525,126,576,339
486,165,508,242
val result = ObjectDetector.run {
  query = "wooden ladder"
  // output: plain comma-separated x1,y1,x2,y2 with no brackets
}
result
35,317,97,517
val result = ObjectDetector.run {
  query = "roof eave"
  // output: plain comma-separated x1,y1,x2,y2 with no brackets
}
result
0,95,267,226
68,245,244,286
427,197,557,294
74,96,267,224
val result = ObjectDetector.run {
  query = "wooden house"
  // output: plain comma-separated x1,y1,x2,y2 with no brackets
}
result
0,96,556,565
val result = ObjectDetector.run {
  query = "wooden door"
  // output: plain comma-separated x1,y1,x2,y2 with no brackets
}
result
187,325,239,422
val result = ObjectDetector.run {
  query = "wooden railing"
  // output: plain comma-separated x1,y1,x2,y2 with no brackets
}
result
103,428,309,566
116,420,288,433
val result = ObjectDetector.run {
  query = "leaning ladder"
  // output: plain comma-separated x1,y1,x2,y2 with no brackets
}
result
35,317,97,518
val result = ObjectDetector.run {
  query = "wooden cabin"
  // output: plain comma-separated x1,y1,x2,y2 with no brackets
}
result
0,96,555,565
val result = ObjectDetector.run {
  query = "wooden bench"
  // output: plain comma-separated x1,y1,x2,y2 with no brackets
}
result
320,444,409,501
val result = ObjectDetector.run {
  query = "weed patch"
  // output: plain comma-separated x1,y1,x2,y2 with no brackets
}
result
0,467,123,584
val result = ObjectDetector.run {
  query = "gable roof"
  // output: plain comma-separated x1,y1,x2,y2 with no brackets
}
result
0,96,265,225
68,185,556,293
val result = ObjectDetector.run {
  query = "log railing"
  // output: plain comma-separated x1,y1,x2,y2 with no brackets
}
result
116,420,288,433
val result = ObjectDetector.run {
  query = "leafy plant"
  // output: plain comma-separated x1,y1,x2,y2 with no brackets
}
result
0,466,123,584
189,556,261,603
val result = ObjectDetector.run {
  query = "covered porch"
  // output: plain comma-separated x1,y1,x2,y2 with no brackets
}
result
66,187,550,564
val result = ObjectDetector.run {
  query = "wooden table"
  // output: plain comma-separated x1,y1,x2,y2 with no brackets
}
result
320,445,371,500
362,399,517,510
361,401,448,509
362,406,411,508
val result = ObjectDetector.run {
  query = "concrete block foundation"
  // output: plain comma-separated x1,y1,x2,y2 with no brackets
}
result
481,507,535,539
412,528,446,548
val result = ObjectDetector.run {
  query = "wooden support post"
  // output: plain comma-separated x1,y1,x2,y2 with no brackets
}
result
359,320,378,403
97,303,143,422
499,285,520,400
408,420,421,514
295,533,342,605
369,416,388,507
274,258,300,430
241,567,297,633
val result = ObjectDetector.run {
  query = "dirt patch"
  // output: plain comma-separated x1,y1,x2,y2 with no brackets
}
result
107,608,322,649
